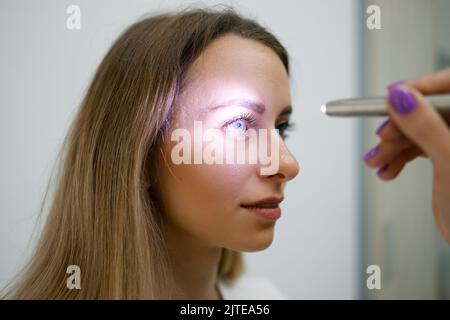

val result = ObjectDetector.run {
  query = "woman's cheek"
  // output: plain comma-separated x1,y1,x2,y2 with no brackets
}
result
160,133,259,238
177,163,251,213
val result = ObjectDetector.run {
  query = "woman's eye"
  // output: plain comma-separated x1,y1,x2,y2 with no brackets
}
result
223,113,256,137
225,118,248,136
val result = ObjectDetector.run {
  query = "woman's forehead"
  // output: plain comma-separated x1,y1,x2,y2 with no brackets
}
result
187,34,287,82
178,36,291,114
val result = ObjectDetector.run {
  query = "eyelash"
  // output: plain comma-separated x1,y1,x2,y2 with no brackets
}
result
222,112,295,140
277,121,295,140
222,112,257,132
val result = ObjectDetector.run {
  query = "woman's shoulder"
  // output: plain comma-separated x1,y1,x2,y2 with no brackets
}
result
217,275,286,300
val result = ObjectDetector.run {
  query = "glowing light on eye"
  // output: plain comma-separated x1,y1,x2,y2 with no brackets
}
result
226,119,247,135
320,104,327,114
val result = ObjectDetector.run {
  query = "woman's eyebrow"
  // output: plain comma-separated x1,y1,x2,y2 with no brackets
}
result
202,99,266,117
201,99,292,119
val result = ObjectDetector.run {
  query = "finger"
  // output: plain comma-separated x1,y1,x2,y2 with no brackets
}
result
375,118,429,156
362,138,414,169
375,118,406,141
386,83,450,165
407,67,450,94
376,147,424,181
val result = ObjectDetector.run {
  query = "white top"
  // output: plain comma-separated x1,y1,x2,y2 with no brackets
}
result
217,275,286,300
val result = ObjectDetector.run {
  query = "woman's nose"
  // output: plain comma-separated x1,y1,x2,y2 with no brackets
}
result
275,138,300,181
258,135,300,181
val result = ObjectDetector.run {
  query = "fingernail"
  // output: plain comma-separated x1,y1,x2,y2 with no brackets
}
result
388,86,417,115
363,145,380,161
376,164,389,175
387,80,406,90
375,119,389,135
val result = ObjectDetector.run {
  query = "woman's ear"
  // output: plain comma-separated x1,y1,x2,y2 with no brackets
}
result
143,169,152,191
144,175,153,190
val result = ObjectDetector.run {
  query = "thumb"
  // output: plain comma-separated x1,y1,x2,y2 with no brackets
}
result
386,83,450,165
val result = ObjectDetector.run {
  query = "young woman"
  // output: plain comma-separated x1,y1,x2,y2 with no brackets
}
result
2,8,299,299
4,5,450,300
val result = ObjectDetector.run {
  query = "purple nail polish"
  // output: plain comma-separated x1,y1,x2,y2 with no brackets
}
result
376,164,389,175
388,86,417,115
387,80,406,90
363,145,380,161
375,119,389,135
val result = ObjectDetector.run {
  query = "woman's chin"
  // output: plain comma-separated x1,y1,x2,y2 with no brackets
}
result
232,228,276,252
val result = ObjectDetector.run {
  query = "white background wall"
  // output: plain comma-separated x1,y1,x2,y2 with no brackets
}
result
0,0,361,299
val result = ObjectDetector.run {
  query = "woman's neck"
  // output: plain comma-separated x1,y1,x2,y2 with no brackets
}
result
164,220,223,299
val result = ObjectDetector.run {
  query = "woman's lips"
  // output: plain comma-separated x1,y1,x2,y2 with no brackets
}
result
241,204,281,220
241,197,283,220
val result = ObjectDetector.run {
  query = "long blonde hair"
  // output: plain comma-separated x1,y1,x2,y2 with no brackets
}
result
2,8,289,299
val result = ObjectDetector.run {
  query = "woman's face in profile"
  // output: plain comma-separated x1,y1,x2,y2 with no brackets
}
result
156,34,300,251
